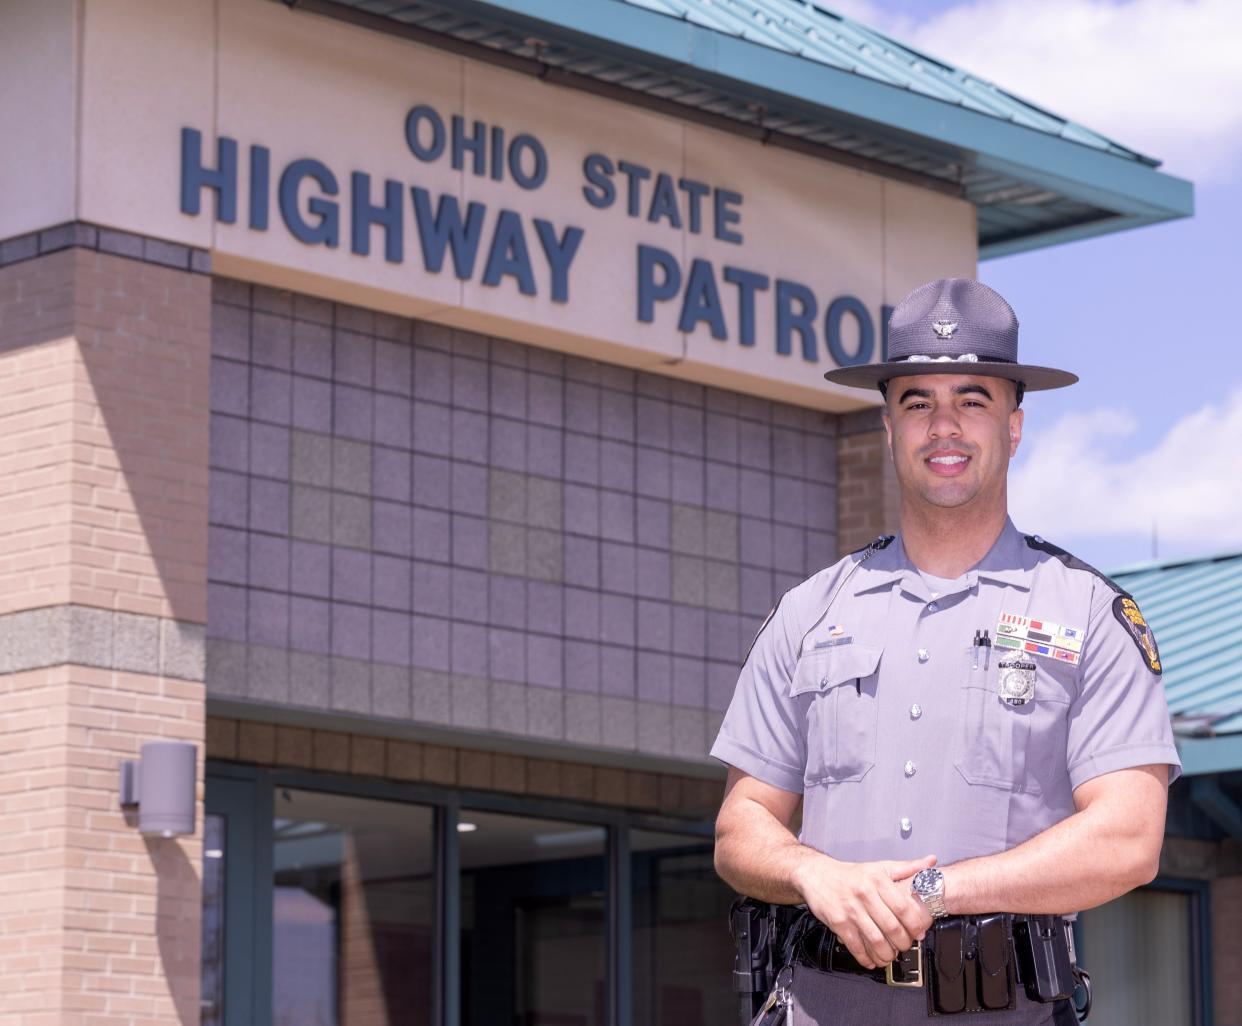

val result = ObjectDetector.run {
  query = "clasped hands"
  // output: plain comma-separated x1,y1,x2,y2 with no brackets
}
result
791,852,938,970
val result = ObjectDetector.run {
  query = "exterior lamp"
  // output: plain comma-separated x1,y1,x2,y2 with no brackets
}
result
119,741,197,838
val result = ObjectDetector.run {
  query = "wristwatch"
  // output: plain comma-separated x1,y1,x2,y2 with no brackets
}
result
911,868,949,919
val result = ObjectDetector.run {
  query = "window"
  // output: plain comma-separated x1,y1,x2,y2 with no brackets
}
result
1078,881,1208,1026
460,811,608,1026
631,830,736,1026
271,789,435,1026
204,765,728,1026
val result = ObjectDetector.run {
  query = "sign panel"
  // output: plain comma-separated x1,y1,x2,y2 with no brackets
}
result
54,0,977,409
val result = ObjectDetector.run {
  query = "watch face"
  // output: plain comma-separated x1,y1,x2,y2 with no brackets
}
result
912,868,943,896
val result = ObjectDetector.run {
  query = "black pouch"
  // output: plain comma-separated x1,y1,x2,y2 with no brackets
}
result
926,915,1017,1016
1013,915,1075,1003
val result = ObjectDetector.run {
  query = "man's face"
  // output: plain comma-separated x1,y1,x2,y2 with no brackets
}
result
882,374,1023,513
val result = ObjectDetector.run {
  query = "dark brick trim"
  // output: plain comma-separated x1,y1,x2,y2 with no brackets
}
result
0,221,211,275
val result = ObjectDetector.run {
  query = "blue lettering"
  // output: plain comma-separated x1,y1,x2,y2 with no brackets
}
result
404,105,445,162
637,245,681,323
714,188,744,244
678,259,726,339
451,115,486,176
723,266,770,347
350,172,403,263
617,160,651,218
826,296,875,367
776,279,817,360
534,219,584,303
249,145,270,231
482,209,536,295
677,178,709,234
278,159,339,247
490,125,505,182
509,134,548,190
582,154,616,209
647,173,682,229
410,188,486,278
180,128,237,224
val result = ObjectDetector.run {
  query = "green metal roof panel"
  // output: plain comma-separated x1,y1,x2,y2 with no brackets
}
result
293,0,1193,254
617,0,1150,163
1113,552,1242,737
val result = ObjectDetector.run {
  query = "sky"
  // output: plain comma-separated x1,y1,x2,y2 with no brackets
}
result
830,0,1242,572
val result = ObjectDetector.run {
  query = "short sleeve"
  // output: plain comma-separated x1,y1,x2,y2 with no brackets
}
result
1066,585,1182,790
709,593,807,794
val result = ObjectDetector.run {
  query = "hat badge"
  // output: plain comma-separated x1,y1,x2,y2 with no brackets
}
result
932,320,958,339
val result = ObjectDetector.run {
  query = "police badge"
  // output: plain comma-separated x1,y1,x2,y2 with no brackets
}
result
997,655,1036,706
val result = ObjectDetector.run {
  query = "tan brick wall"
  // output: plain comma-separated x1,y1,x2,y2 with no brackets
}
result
1213,875,1242,1026
0,247,211,1024
0,665,205,1024
0,248,211,620
206,716,724,820
835,419,899,555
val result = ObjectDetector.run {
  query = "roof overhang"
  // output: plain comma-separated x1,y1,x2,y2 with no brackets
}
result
286,0,1194,258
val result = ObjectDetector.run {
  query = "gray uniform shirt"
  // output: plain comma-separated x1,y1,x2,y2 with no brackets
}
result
711,519,1181,866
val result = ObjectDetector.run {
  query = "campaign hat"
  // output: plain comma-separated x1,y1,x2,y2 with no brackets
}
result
824,278,1077,393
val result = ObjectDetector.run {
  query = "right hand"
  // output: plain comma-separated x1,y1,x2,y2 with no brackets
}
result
793,852,937,969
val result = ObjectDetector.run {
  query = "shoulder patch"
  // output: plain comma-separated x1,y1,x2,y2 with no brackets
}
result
1024,535,1127,596
1113,595,1162,675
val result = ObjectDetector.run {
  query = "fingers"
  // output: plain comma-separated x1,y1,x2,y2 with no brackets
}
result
887,854,937,881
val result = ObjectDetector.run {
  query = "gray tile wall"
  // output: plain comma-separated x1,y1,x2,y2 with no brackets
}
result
206,280,839,763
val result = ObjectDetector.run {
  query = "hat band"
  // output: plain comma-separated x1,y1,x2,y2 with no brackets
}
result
890,353,1017,365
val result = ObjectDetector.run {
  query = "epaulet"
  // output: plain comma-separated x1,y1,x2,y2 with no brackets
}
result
1026,535,1160,674
1024,534,1130,597
852,534,895,560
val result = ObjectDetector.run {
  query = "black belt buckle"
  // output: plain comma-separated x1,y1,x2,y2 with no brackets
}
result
885,940,923,988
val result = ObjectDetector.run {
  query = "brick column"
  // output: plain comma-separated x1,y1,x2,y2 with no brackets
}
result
835,407,899,555
0,239,211,1023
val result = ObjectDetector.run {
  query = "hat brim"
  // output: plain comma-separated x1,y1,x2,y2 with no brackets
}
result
824,360,1077,392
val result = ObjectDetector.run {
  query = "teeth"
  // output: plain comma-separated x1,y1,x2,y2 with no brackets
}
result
929,455,967,465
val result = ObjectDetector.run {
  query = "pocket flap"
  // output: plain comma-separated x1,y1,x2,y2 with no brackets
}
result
790,644,881,697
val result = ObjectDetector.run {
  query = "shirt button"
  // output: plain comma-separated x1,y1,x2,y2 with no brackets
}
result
928,602,939,613
904,761,917,777
910,704,923,719
900,817,912,835
917,648,930,663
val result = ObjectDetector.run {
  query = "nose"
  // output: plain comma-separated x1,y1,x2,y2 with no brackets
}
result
928,403,961,440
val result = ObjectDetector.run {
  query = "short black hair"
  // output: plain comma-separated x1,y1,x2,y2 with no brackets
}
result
878,378,1025,406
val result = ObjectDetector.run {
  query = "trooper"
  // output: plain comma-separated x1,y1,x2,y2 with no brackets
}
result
711,278,1180,1025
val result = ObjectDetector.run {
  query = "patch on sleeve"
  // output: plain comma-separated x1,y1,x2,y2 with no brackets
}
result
1112,596,1162,675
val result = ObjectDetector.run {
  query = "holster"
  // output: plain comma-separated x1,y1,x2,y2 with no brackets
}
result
925,913,1017,1016
1012,915,1077,1004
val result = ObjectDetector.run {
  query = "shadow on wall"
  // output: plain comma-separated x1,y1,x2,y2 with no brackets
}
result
72,246,213,623
146,836,204,1025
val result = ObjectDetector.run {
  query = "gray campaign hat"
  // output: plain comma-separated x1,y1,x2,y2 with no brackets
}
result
824,278,1078,393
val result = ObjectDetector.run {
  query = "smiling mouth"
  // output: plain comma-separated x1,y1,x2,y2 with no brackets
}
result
925,452,970,476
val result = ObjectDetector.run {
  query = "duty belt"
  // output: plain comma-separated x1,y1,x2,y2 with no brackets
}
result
789,911,1090,1019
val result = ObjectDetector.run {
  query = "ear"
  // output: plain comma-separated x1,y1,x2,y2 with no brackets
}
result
883,409,893,454
1008,407,1024,456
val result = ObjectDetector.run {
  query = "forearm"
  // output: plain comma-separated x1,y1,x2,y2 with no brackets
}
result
714,794,820,904
943,775,1165,914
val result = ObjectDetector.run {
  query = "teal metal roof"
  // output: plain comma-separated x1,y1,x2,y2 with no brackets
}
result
295,0,1193,256
1113,551,1242,750
618,0,1148,164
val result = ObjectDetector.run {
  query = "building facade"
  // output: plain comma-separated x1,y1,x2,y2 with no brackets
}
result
0,0,1208,1023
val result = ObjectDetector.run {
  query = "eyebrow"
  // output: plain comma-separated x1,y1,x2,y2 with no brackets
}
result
897,383,995,404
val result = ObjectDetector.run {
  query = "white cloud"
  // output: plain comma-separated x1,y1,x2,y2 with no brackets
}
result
831,0,1242,181
1008,389,1242,552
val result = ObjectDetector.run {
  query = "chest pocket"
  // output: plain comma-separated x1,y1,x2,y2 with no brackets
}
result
791,644,882,786
953,650,1071,795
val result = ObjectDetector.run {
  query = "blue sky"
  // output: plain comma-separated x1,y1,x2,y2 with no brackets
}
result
834,0,1242,571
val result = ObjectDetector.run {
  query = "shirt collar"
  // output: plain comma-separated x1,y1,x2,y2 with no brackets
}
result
852,518,1032,596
